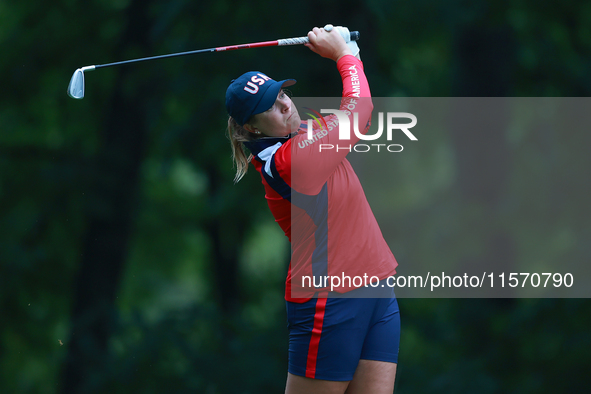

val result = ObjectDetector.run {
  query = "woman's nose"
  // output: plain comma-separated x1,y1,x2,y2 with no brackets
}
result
279,98,290,111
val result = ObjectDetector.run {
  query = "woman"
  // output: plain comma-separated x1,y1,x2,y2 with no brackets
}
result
225,26,400,394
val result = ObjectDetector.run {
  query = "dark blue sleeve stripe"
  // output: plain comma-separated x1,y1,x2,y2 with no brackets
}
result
260,154,329,287
261,155,292,202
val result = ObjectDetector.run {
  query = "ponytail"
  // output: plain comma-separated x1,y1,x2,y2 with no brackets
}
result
227,116,259,183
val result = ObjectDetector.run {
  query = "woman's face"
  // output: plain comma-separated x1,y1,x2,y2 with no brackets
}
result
248,90,301,137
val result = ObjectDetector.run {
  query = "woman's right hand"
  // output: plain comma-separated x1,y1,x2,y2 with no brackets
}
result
305,26,353,62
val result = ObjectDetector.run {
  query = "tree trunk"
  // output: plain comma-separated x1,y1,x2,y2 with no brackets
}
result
60,1,150,392
451,22,516,290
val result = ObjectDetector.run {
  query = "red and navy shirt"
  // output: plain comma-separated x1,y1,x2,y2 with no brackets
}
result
243,55,397,302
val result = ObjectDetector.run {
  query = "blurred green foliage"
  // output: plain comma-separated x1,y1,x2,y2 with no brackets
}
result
1,0,590,393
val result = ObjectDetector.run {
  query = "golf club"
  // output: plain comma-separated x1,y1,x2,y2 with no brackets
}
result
67,29,360,99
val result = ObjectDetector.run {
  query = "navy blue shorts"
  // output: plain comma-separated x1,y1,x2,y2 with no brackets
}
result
286,286,400,381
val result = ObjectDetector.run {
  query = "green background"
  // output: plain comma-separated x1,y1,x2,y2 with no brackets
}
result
1,0,590,392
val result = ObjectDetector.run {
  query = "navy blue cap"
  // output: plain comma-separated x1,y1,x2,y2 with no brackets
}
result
225,71,296,126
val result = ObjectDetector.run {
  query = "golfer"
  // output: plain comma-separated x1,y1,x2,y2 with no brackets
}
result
225,26,400,394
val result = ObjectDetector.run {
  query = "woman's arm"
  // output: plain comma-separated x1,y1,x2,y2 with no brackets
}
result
286,28,373,195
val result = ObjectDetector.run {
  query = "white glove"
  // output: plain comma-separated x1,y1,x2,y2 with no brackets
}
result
324,24,360,57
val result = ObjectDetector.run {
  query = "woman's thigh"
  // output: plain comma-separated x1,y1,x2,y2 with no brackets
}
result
285,373,349,394
345,360,397,394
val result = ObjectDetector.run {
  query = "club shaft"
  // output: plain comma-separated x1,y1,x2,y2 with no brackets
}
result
89,31,359,70
95,47,217,69
94,39,284,70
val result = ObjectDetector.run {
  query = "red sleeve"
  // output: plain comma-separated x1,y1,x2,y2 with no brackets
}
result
289,55,374,195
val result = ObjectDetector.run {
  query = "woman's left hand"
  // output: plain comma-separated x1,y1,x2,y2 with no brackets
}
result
305,26,353,62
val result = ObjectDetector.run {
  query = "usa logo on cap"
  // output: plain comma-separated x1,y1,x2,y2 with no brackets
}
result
243,73,272,94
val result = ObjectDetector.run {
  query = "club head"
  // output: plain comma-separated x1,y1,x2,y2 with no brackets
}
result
67,69,85,99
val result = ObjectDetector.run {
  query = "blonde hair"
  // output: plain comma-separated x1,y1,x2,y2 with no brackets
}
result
227,116,260,183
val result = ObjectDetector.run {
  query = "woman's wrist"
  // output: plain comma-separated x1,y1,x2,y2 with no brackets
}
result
335,48,353,62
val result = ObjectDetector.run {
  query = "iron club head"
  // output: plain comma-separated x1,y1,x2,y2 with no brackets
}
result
67,66,95,99
67,68,85,99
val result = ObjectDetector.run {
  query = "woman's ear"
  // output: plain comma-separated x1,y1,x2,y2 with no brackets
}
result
244,124,261,135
